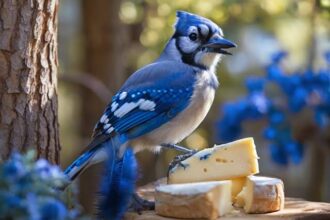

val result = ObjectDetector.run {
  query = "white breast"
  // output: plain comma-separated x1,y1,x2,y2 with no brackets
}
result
131,70,216,152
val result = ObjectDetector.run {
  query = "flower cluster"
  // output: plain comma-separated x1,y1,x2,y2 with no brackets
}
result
216,51,330,165
0,151,85,220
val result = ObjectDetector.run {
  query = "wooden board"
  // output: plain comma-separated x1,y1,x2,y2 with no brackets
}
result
124,180,330,220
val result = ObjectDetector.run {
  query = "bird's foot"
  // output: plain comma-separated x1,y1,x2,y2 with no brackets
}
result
168,149,197,173
128,193,155,214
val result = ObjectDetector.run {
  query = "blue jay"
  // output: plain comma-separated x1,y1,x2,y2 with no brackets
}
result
65,10,236,218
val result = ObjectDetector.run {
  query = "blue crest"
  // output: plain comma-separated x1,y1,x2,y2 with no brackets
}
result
175,11,220,36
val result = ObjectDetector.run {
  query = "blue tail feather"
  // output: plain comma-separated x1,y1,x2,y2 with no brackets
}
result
97,145,138,220
64,135,128,182
64,148,97,181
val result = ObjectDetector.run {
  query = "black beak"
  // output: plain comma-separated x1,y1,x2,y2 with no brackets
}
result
203,36,237,55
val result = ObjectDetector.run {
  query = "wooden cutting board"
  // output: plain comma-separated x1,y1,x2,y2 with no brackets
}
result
124,180,330,220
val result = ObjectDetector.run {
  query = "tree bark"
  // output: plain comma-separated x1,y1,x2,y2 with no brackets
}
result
0,0,60,164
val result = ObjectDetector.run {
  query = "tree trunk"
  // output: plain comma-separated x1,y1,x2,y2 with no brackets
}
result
79,0,129,213
0,0,60,164
81,0,128,132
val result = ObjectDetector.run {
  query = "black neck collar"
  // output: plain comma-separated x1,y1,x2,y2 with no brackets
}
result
172,34,208,71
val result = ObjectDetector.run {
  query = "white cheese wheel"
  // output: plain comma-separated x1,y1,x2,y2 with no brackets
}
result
235,176,285,214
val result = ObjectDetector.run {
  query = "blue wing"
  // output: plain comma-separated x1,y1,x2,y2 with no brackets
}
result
65,61,196,182
92,61,197,141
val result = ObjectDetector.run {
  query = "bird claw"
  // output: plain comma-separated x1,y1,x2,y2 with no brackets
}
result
128,193,155,214
168,149,198,174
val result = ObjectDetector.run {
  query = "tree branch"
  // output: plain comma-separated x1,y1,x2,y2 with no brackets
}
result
59,72,113,104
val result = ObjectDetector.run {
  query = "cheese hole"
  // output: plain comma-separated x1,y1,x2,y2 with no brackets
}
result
215,158,228,163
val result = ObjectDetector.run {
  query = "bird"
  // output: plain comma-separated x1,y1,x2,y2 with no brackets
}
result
64,10,236,218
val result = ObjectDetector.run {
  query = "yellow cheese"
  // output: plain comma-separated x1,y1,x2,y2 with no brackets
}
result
235,176,285,213
168,138,259,184
231,177,246,200
155,181,233,219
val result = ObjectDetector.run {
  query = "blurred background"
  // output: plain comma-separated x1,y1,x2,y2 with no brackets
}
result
57,0,330,214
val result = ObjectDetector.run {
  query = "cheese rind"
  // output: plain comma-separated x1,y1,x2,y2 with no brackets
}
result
168,138,259,184
155,181,233,219
235,176,285,214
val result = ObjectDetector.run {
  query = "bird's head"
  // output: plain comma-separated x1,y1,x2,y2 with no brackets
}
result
163,11,236,70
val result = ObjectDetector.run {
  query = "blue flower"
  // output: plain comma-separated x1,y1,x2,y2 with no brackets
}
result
316,71,330,86
33,158,66,188
269,111,285,124
3,159,25,181
40,199,67,220
26,193,40,220
325,51,330,64
283,142,303,164
263,127,277,140
0,192,22,209
245,77,265,93
34,159,52,180
270,144,288,165
266,64,284,80
314,108,329,127
249,93,269,116
0,192,24,219
0,151,84,219
289,88,308,112
271,51,287,63
216,50,329,165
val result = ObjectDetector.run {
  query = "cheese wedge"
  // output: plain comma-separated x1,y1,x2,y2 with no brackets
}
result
168,138,259,184
235,176,285,213
155,181,232,219
231,177,246,200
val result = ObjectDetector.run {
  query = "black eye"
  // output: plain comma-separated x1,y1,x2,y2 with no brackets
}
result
189,33,198,41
